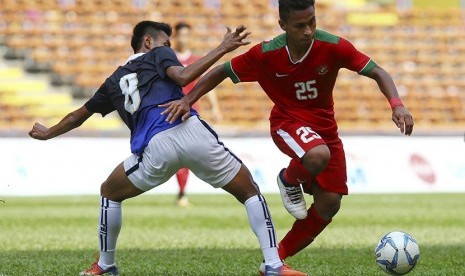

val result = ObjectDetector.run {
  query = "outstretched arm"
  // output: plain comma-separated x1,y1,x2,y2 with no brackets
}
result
166,26,250,87
368,65,414,135
161,65,227,123
29,105,93,140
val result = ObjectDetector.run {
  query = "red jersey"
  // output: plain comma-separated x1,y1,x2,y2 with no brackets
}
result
176,51,201,93
224,29,376,143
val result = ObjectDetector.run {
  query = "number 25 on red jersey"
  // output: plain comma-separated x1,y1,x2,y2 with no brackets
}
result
294,80,318,100
297,126,322,143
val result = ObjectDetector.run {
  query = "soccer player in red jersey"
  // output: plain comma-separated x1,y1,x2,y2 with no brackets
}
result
172,22,223,207
162,0,414,273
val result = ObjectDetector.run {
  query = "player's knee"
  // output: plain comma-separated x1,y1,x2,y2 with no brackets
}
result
100,181,122,202
302,145,330,175
222,165,260,204
100,181,113,199
230,181,260,204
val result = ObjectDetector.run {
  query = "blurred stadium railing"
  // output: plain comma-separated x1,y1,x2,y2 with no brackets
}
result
0,0,464,136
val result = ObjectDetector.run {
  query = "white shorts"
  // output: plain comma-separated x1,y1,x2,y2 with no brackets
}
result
123,116,242,191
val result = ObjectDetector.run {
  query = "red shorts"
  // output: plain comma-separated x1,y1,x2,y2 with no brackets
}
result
270,121,348,195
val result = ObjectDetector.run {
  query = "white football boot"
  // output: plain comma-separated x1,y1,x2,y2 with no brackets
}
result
277,169,307,220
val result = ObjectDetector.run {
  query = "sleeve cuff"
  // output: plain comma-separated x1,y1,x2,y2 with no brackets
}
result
359,59,377,76
223,61,240,83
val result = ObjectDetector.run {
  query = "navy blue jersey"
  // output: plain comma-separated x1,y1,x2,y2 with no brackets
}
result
85,46,198,155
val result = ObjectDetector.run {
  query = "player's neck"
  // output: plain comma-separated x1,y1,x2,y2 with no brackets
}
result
137,46,152,54
287,42,311,63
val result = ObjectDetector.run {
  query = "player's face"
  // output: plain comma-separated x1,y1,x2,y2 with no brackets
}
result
141,31,171,52
152,31,171,48
279,6,316,49
175,27,191,51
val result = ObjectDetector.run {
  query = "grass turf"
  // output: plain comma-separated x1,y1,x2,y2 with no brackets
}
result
0,193,464,275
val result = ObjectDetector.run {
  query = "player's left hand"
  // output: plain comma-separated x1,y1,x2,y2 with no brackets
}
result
29,122,50,140
392,106,414,136
218,25,251,54
160,98,191,124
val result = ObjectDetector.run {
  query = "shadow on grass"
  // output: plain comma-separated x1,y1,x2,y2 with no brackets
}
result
0,245,464,276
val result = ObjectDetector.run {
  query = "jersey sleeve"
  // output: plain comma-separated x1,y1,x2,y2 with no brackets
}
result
84,83,115,117
152,46,183,79
337,37,377,76
224,44,262,83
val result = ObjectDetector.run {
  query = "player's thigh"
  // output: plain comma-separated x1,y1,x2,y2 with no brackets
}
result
182,117,243,190
124,135,181,192
101,162,144,202
270,121,327,159
314,142,348,195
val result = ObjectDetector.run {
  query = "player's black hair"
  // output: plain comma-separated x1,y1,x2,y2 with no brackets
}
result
174,22,192,33
279,0,315,21
131,21,172,53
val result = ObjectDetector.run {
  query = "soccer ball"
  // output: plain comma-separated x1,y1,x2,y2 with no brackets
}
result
374,231,420,275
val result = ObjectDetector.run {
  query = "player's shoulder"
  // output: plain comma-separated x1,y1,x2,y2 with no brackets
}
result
153,45,174,52
105,66,124,85
261,33,287,53
149,46,177,58
314,29,341,44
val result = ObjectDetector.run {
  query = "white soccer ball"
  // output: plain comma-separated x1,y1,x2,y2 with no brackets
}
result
374,231,420,275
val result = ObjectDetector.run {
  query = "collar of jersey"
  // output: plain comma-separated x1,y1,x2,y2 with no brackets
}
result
285,39,313,64
125,53,145,64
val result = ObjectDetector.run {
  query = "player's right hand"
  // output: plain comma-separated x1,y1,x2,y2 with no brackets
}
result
218,25,251,53
160,98,191,124
29,122,50,140
392,106,414,136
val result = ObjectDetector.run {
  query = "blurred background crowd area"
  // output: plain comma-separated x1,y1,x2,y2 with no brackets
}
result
0,0,464,136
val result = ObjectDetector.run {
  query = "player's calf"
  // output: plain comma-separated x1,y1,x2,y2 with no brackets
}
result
312,185,342,221
222,165,284,270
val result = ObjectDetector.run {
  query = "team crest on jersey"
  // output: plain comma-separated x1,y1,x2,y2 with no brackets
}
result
316,65,329,75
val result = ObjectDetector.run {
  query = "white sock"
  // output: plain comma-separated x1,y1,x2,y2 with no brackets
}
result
97,197,122,269
244,195,282,269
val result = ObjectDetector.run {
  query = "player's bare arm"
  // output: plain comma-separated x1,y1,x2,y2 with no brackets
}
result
29,105,93,140
368,65,414,136
161,65,227,123
166,26,250,87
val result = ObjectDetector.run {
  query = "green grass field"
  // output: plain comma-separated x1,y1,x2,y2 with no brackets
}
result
1,193,464,276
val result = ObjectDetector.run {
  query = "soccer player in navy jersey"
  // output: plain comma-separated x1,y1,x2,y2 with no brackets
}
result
161,0,414,274
29,21,307,276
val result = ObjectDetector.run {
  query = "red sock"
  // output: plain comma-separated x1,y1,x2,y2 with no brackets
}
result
283,158,312,185
278,204,331,259
176,168,189,197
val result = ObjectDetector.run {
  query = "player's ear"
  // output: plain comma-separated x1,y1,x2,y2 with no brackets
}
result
278,19,287,31
143,35,153,49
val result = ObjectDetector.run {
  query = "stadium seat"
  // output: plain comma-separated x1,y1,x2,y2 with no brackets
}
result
1,0,464,132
